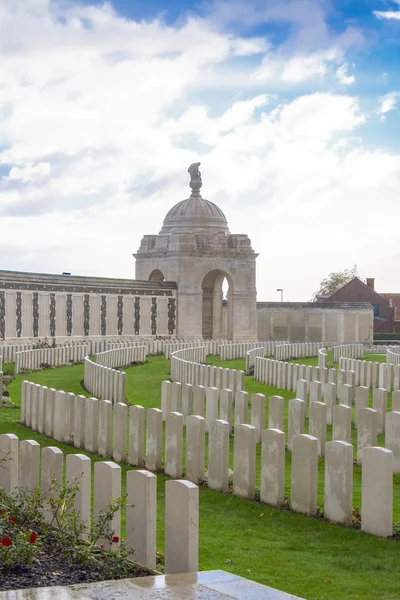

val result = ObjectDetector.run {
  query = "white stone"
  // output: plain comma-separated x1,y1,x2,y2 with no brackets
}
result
362,447,393,537
94,461,121,549
324,441,353,526
128,405,145,467
250,393,265,444
233,424,256,499
186,415,205,484
260,428,285,507
165,411,183,478
126,470,157,570
165,480,199,575
290,434,318,516
357,408,377,465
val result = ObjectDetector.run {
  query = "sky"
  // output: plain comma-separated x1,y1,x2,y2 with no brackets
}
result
0,0,399,302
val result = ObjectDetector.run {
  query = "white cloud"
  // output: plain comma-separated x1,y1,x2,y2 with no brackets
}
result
374,10,400,20
377,92,400,115
0,1,399,301
336,63,355,85
374,0,400,19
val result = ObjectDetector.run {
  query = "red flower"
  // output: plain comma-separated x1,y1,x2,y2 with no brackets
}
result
8,517,16,522
111,536,119,543
1,537,12,547
29,532,37,544
100,545,105,549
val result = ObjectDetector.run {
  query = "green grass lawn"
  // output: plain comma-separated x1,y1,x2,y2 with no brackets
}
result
4,356,400,600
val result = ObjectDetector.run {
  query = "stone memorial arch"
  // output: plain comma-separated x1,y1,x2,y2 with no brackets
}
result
134,164,258,340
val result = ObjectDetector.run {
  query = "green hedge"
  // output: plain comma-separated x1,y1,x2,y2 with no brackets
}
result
374,332,400,341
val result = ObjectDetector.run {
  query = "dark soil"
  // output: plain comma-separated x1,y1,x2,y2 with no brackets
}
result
0,540,151,591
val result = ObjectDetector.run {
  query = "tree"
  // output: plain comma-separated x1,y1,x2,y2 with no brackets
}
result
312,265,363,301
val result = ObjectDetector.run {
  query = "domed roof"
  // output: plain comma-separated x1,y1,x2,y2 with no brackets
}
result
159,196,229,234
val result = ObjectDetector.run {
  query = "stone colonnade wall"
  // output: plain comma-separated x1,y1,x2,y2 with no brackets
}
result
257,303,373,345
20,380,397,538
0,271,177,339
333,343,364,362
0,432,198,574
170,347,244,391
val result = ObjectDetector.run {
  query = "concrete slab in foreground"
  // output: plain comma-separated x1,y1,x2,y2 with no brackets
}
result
0,571,305,600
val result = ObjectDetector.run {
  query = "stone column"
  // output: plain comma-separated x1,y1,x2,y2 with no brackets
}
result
260,428,285,507
290,434,318,516
357,408,377,465
186,415,205,484
362,447,393,537
208,419,229,492
126,470,157,570
324,440,353,526
233,424,256,499
165,480,199,575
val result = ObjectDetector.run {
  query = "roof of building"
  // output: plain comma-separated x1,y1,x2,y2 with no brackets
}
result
256,301,373,310
380,293,400,317
160,196,229,235
0,270,177,295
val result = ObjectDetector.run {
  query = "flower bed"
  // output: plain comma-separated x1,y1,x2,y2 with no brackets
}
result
0,479,152,591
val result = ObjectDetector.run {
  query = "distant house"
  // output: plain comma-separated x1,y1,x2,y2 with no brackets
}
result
322,277,397,334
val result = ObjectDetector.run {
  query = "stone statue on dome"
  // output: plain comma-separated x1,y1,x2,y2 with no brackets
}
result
188,162,202,195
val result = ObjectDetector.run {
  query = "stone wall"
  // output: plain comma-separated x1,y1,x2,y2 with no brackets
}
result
0,270,177,340
257,302,373,345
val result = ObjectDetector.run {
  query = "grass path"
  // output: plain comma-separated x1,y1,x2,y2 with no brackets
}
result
3,356,400,600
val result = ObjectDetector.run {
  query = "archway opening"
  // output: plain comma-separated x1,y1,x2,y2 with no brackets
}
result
149,269,165,282
202,270,234,340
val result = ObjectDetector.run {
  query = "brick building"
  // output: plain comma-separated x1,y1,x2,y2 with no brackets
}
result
323,277,397,334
